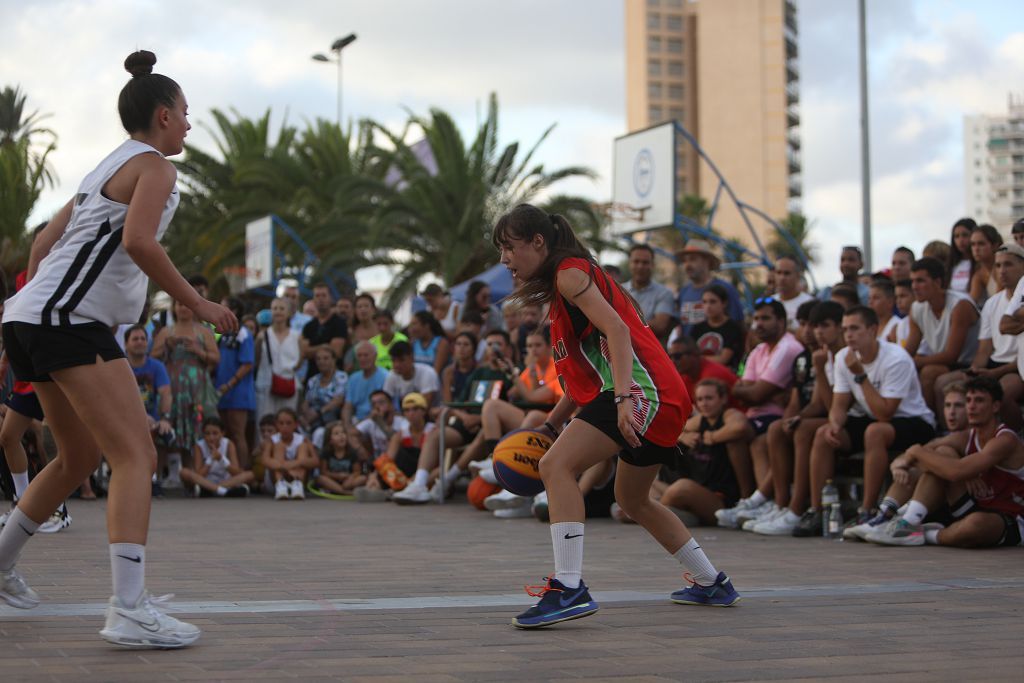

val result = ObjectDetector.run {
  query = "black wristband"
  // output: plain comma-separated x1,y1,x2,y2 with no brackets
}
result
543,421,560,435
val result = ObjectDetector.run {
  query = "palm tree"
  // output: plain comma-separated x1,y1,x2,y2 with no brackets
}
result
768,212,818,266
369,93,597,307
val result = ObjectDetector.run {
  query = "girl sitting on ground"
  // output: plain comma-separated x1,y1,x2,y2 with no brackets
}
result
315,422,370,495
180,417,254,498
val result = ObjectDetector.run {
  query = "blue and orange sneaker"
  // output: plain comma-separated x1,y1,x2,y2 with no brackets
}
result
671,572,741,607
512,577,599,629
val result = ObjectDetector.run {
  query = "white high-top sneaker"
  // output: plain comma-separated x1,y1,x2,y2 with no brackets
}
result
99,592,200,649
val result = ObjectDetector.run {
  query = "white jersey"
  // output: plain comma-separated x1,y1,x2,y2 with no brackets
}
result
196,437,231,484
3,140,178,328
271,432,306,461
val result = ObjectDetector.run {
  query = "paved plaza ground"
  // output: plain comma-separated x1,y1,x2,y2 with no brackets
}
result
0,495,1021,682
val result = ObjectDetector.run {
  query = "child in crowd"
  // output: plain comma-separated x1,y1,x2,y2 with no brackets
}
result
180,417,254,497
262,408,317,500
315,422,370,495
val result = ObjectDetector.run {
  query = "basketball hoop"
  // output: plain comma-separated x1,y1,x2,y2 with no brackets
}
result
599,202,651,235
222,265,260,295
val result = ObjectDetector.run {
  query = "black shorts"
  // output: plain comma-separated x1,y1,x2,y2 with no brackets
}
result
3,321,124,382
844,414,936,454
748,414,781,437
4,390,44,421
574,392,681,468
445,416,479,444
948,494,1024,547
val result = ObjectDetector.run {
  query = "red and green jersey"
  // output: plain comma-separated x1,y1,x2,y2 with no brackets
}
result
549,257,689,446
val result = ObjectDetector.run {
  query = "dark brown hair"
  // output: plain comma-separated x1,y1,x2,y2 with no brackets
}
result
118,50,181,134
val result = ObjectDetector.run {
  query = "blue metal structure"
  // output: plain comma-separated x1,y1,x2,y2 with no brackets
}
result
254,214,355,299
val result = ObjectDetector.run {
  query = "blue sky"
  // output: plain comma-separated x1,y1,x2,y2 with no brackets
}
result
3,0,1023,288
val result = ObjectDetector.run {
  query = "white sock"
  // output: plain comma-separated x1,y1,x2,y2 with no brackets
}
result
216,486,228,496
446,464,461,483
0,508,40,571
412,468,429,488
748,490,768,507
550,522,584,589
110,543,146,607
11,471,30,500
924,528,942,545
673,538,719,586
903,500,928,526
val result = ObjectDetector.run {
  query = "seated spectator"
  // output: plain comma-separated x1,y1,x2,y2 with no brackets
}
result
383,341,440,410
843,382,969,540
906,257,980,413
818,246,869,304
624,243,677,343
891,246,915,283
867,376,1023,548
315,422,371,495
458,280,505,334
751,301,845,536
457,310,488,361
670,336,738,406
808,306,936,529
407,310,451,377
301,347,348,432
299,283,348,379
369,309,408,371
730,297,805,501
356,390,409,459
889,279,928,351
690,284,745,370
441,332,478,403
773,256,815,332
342,342,390,426
968,223,1003,305
938,243,1024,430
947,217,977,294
263,408,318,500
1013,218,1024,248
828,283,860,310
511,303,543,363
385,392,436,482
676,239,744,336
661,379,744,525
180,417,254,497
923,239,950,267
867,279,899,341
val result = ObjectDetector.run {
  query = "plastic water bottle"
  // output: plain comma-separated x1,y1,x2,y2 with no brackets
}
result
821,479,839,537
828,503,843,540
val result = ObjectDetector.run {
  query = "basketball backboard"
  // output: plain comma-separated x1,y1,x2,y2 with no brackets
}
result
611,122,677,235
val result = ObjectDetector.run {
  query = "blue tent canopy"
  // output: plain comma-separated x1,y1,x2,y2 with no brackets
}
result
447,263,515,303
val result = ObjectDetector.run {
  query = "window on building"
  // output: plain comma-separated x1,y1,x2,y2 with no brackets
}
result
649,82,663,99
667,15,683,31
649,106,664,122
668,84,684,100
667,0,682,6
648,59,662,77
648,12,661,29
667,38,683,53
648,36,662,53
647,0,660,6
669,107,685,120
668,60,684,76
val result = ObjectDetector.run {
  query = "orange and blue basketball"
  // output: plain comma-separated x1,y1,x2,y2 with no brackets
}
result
492,428,553,497
467,477,501,510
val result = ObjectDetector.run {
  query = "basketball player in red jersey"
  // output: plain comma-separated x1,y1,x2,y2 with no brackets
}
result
494,204,740,629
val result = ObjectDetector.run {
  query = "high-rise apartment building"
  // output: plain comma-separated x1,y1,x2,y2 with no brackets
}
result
624,0,801,245
964,95,1024,232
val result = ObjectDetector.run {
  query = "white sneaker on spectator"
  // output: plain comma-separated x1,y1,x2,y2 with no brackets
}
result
38,503,72,534
392,482,431,505
484,489,531,511
274,481,289,500
99,592,200,649
742,503,781,531
493,506,534,518
753,508,801,536
428,478,450,503
714,497,758,529
470,458,498,485
0,568,40,609
736,500,775,528
290,480,305,500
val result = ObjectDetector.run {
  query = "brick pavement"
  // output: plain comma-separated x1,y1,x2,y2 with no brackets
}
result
0,496,1021,682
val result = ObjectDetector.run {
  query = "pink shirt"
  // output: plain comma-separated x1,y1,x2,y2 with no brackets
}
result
742,332,805,418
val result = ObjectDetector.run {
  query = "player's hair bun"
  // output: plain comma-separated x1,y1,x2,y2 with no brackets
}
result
124,50,157,78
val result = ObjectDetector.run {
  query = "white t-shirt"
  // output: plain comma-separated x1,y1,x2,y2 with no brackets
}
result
979,288,1018,364
949,259,972,294
356,415,410,457
878,315,899,343
833,341,935,426
910,290,979,367
779,292,815,331
270,432,307,461
895,316,931,355
383,364,440,407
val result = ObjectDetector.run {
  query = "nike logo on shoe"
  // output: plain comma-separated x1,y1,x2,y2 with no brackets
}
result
118,610,161,632
117,555,142,564
564,533,583,539
558,588,587,607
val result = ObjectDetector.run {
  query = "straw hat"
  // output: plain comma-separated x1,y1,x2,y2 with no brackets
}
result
675,239,721,270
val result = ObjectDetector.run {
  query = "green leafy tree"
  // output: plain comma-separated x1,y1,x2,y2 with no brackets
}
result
768,212,818,265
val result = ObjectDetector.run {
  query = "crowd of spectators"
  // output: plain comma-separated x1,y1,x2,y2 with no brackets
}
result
2,216,1023,551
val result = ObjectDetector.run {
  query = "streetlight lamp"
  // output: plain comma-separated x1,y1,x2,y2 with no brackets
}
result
312,33,357,126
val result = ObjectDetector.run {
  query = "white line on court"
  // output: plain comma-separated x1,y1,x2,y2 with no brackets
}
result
1,577,1019,619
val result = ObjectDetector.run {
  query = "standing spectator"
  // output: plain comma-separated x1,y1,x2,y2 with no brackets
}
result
151,299,220,464
441,331,478,404
124,325,173,448
407,310,450,377
369,309,408,371
458,281,504,333
818,246,869,304
968,224,1003,305
180,417,254,497
344,293,379,373
281,282,312,333
335,295,354,327
383,341,440,409
421,283,458,337
867,279,899,341
947,217,978,293
906,257,980,413
1012,218,1024,248
675,239,743,335
300,283,348,379
301,347,348,432
623,244,677,343
891,246,915,282
774,257,815,331
215,298,255,469
690,284,745,370
254,298,303,423
342,341,390,426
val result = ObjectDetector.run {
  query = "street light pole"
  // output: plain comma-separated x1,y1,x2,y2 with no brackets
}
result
311,33,357,126
858,0,872,272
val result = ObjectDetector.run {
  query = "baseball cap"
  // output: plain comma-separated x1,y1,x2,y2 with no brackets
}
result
401,392,428,410
997,242,1024,260
256,308,272,326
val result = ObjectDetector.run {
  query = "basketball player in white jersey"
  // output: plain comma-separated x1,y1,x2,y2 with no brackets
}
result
0,50,236,648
